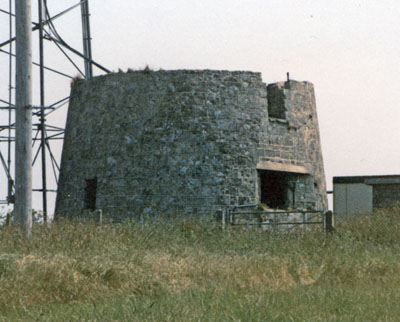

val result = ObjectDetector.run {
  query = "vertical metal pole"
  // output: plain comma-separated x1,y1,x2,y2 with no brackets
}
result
38,0,47,223
15,0,32,238
81,0,93,78
7,0,13,205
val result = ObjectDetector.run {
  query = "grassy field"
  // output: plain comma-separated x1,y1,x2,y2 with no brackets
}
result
1,206,400,321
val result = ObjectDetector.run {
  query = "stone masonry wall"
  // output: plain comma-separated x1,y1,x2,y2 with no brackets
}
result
55,70,327,221
258,81,328,210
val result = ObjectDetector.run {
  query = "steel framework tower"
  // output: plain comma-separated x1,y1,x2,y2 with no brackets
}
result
0,0,110,222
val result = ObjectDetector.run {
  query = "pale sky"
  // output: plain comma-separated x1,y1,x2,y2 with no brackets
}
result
1,0,400,213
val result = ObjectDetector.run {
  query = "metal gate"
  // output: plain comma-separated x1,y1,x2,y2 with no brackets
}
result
222,204,329,232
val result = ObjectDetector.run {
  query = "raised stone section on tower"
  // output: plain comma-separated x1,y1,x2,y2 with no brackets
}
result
55,70,327,221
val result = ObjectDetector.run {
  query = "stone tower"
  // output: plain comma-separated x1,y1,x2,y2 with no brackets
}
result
55,70,327,221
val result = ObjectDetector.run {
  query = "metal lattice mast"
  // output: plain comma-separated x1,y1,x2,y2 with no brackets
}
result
7,0,14,207
38,0,47,223
0,0,110,221
81,0,93,79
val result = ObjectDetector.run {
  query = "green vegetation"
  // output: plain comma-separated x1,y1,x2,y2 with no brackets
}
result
1,206,400,321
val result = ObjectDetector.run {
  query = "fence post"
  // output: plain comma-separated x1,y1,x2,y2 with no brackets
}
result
302,211,307,228
96,209,103,225
222,209,226,231
324,211,334,232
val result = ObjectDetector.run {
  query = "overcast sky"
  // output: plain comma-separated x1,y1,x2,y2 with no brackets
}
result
1,0,400,213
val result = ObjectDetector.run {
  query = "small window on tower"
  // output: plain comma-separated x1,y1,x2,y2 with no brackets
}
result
84,177,97,210
267,84,287,120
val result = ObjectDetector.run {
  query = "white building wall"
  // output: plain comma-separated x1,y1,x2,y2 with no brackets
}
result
333,183,373,217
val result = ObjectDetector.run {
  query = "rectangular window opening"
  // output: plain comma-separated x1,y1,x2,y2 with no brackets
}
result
84,177,97,210
267,84,287,120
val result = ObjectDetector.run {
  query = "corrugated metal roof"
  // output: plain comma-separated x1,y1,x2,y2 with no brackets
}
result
333,175,400,184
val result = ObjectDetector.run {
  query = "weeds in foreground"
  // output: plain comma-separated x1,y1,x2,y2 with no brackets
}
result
0,206,400,320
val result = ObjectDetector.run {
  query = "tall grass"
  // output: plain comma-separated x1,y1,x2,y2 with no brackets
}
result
1,206,400,321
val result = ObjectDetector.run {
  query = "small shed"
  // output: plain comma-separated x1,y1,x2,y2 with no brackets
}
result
333,175,400,216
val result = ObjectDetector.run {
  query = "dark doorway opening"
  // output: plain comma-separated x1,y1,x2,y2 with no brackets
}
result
258,170,296,209
84,177,97,210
